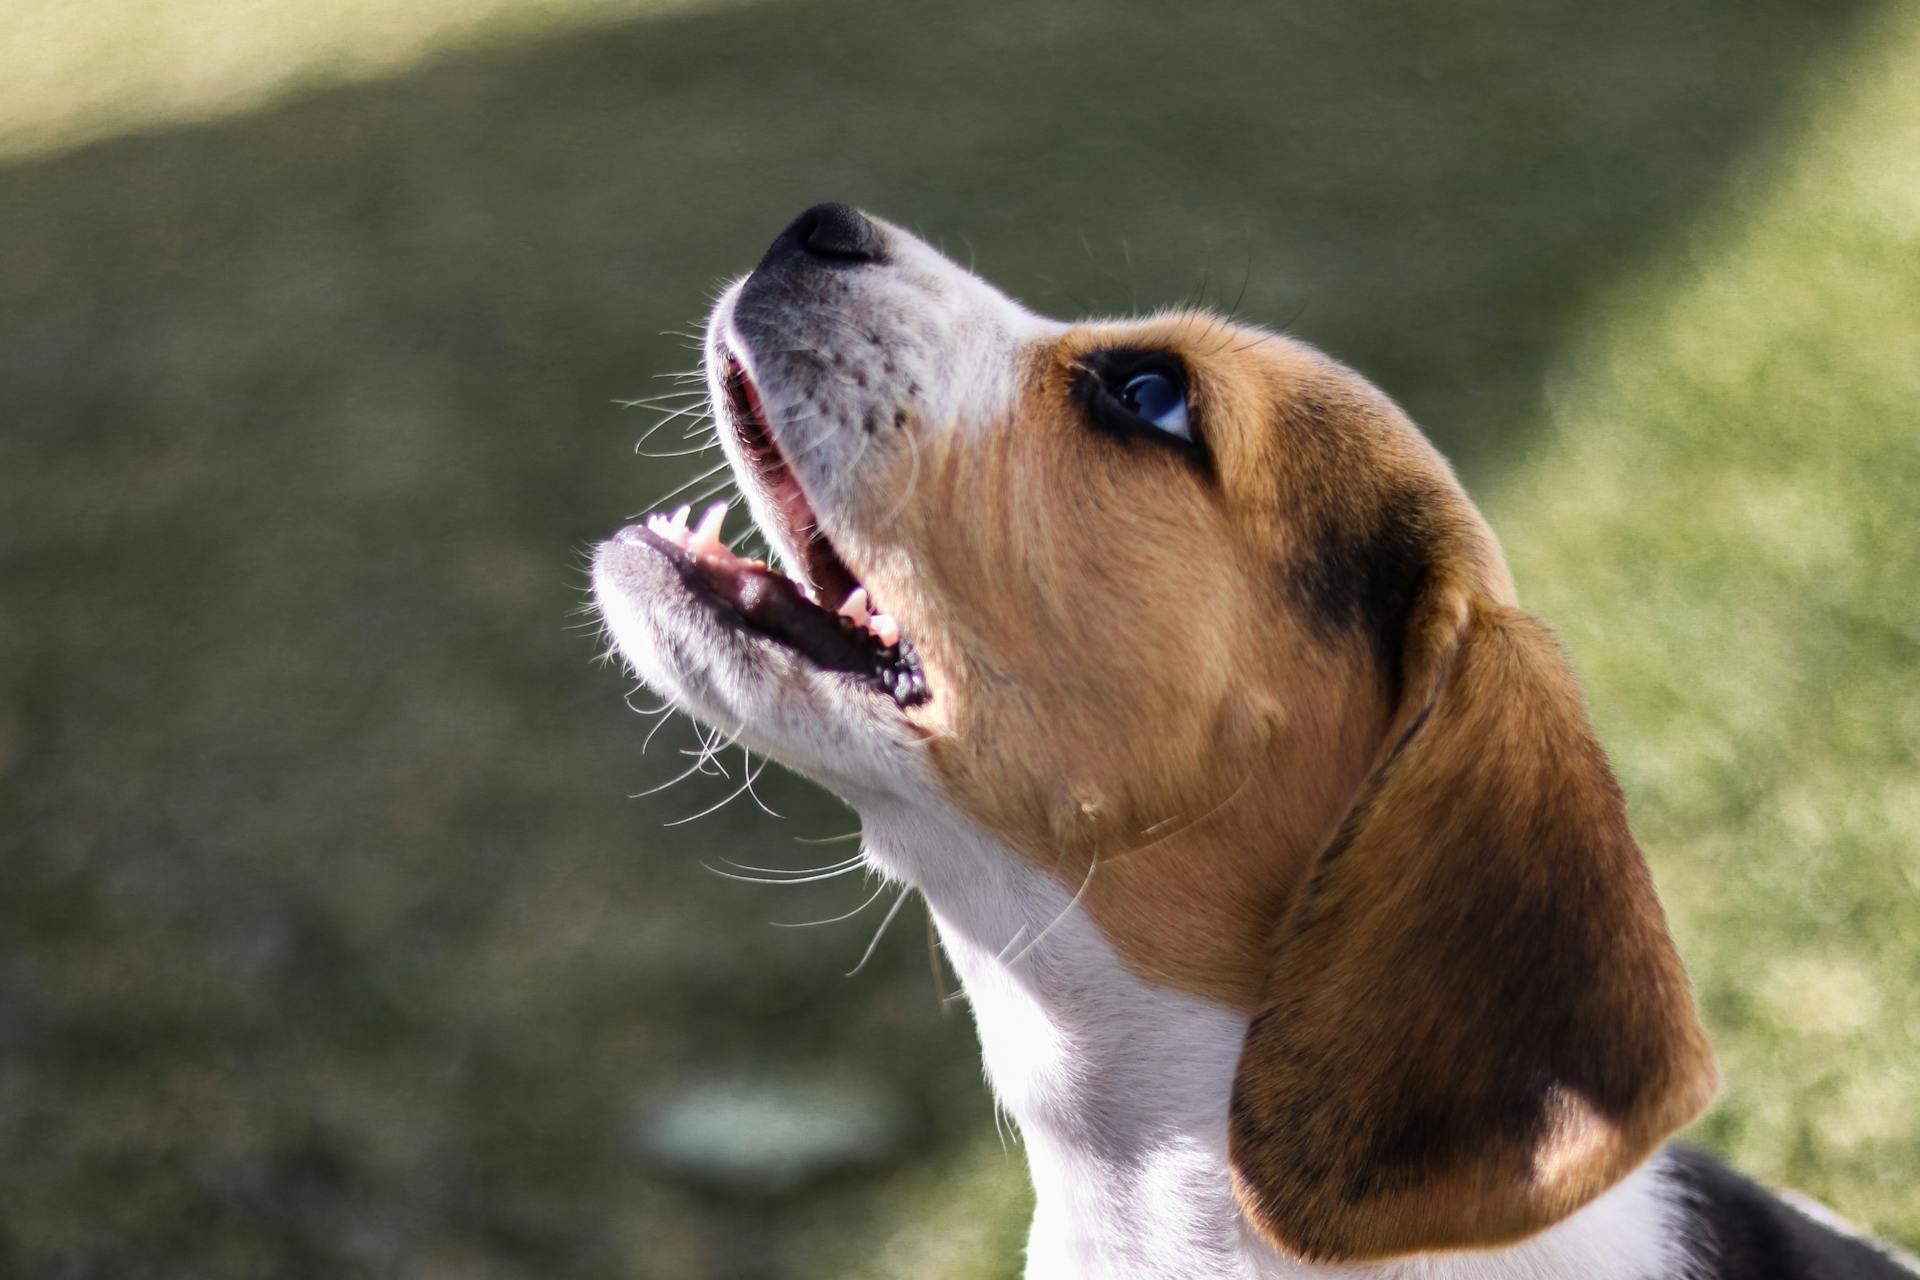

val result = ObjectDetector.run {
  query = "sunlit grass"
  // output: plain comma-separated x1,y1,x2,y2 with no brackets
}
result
4,0,743,160
1495,2,1920,1243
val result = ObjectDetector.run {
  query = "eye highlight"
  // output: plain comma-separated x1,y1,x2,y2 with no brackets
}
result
1120,371,1191,442
1071,349,1202,459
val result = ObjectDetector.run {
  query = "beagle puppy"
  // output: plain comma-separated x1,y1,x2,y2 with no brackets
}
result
592,204,1916,1279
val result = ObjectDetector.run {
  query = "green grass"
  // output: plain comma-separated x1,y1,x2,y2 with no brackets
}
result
2,0,1913,1275
1495,5,1920,1235
3,0,746,161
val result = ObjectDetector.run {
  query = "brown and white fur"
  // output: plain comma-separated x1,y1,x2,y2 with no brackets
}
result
592,205,1916,1279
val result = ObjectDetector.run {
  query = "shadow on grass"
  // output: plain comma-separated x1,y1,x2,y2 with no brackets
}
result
0,0,1883,1275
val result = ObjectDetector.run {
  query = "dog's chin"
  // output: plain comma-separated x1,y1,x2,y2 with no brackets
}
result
591,527,928,801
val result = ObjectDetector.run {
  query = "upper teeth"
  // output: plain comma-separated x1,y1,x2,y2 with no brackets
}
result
689,501,728,557
644,500,902,648
646,500,764,567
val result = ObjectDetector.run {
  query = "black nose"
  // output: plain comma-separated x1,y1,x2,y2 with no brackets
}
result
760,202,885,268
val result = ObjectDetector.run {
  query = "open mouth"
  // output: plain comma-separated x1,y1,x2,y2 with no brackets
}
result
616,347,928,709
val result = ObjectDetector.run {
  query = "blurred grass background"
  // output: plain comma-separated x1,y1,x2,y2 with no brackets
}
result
2,0,1915,1276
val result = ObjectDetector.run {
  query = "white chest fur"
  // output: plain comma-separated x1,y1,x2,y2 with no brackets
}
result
859,806,1692,1280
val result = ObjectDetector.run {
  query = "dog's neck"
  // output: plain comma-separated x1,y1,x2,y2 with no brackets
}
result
863,804,1690,1280
867,805,1259,1276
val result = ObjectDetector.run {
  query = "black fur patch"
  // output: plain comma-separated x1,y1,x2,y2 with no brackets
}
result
1668,1145,1919,1279
1288,499,1430,696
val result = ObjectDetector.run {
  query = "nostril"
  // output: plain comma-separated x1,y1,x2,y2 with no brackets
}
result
768,202,886,265
795,203,883,261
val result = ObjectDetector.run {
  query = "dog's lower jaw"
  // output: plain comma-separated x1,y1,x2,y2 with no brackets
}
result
861,804,1695,1280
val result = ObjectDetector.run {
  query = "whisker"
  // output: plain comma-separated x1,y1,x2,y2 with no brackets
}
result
629,749,719,798
738,749,783,818
721,851,866,877
846,887,912,976
665,782,751,826
616,389,707,409
1226,237,1255,323
634,461,732,514
682,723,737,777
1098,752,1263,872
997,856,1097,972
770,878,888,928
666,739,771,826
794,830,864,845
623,686,675,718
641,704,680,752
638,438,722,460
634,405,715,451
702,861,868,886
924,909,959,1008
630,399,710,431
679,475,744,511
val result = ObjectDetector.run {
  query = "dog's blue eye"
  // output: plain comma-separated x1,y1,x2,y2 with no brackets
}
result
1120,371,1191,441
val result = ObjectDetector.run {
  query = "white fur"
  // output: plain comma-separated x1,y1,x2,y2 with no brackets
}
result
594,214,1700,1280
862,802,1691,1280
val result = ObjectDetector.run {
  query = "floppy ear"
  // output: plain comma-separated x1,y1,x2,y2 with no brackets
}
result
1228,579,1718,1261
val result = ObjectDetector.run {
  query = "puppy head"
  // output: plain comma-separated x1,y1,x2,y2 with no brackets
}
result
593,204,1715,1260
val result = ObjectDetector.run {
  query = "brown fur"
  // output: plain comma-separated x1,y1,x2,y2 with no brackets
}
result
830,312,1716,1260
1228,582,1718,1259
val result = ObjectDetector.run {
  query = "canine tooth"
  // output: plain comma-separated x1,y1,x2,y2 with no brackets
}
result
646,513,687,547
670,504,692,531
868,613,901,647
690,501,729,556
838,587,871,624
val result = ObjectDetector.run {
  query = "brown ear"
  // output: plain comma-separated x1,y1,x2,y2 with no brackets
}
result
1228,582,1717,1261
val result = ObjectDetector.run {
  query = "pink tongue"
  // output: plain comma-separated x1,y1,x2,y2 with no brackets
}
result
703,558,895,673
649,500,895,644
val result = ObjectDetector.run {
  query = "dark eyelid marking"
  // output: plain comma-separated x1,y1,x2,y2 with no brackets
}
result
1068,347,1208,469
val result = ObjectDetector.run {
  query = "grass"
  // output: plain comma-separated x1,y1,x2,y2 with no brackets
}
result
1494,4,1920,1234
3,0,746,161
2,0,1913,1275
